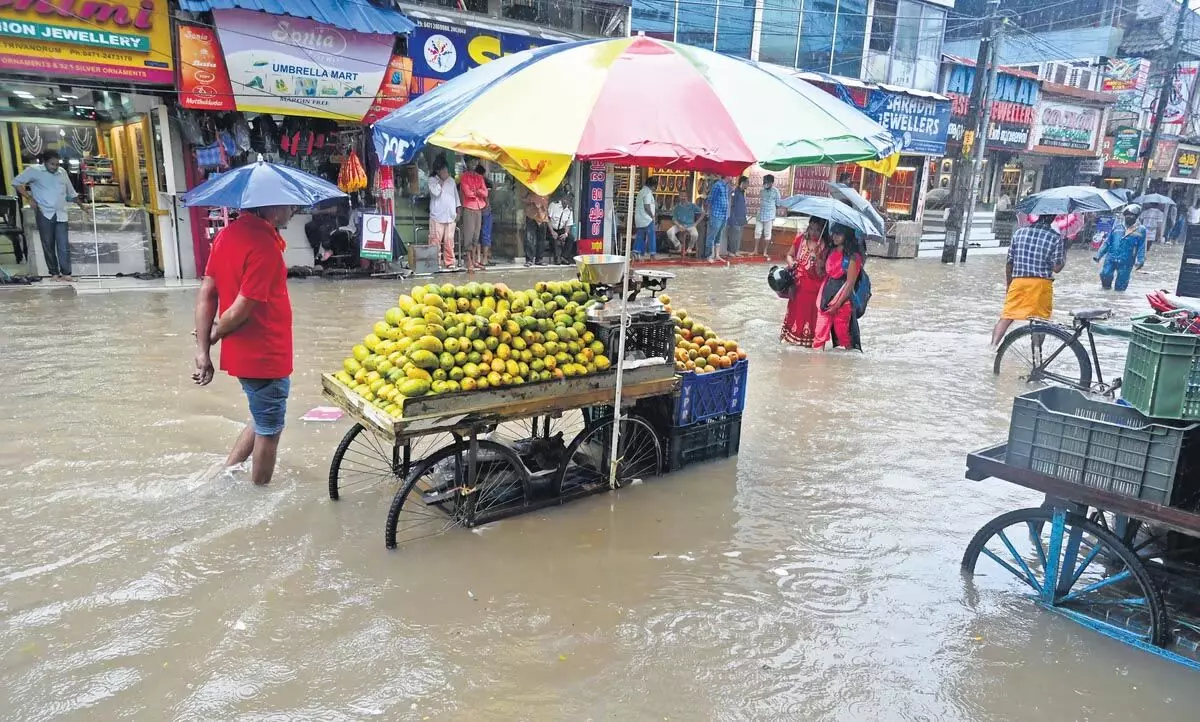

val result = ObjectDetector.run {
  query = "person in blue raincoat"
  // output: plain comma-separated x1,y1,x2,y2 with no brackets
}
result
1094,204,1147,292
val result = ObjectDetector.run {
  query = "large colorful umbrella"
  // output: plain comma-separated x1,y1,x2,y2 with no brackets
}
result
373,35,896,195
373,35,895,488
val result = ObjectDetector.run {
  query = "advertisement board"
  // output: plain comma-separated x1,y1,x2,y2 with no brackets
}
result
360,214,394,260
213,9,394,121
409,20,555,82
177,23,235,111
0,0,173,84
861,91,951,156
581,162,606,254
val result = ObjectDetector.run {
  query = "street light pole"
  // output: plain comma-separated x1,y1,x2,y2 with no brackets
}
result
942,1,1000,263
962,18,1004,262
1139,0,1191,194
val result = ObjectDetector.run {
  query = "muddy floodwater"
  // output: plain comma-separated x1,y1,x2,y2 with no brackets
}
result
2,248,1198,720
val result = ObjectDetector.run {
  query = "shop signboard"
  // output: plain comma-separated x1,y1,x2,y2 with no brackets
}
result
409,20,556,82
860,91,951,156
1154,140,1178,174
1170,145,1200,182
1030,100,1102,153
0,0,173,84
1109,127,1142,166
213,9,394,121
360,214,394,260
943,63,1037,152
177,23,235,111
581,162,606,254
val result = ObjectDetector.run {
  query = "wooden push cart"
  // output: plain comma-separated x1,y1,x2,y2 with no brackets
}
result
962,444,1200,669
322,364,677,549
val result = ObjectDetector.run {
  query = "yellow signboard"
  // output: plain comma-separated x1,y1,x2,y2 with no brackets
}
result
0,0,173,85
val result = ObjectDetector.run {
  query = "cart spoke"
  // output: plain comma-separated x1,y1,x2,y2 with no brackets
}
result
1057,570,1133,605
980,547,1040,592
1067,542,1105,590
996,530,1043,594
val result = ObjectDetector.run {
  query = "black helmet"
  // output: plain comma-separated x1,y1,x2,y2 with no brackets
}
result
767,265,795,298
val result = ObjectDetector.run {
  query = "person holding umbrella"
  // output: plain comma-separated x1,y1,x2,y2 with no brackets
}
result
813,224,862,350
780,217,826,346
1094,204,1146,292
1139,202,1166,249
187,158,346,485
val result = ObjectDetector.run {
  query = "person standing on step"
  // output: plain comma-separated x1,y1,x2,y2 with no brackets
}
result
427,157,460,269
727,176,748,257
704,175,731,263
14,150,86,281
458,164,488,271
520,184,550,266
633,176,658,260
754,174,782,257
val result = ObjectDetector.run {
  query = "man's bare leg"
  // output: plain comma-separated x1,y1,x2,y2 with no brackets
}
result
226,424,255,467
250,433,281,485
992,319,1014,348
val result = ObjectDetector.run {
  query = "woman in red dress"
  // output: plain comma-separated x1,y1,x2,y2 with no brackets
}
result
780,218,826,345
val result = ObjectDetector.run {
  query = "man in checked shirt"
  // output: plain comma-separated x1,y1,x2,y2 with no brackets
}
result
991,214,1066,347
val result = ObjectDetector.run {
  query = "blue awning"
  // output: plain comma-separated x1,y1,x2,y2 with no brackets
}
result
179,0,415,35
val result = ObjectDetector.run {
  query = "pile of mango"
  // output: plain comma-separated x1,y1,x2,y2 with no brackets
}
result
660,295,747,374
333,280,612,418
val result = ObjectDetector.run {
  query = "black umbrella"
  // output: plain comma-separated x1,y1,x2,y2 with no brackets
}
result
1014,185,1126,216
779,195,883,238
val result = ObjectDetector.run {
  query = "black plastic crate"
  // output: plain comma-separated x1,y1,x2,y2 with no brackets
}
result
1006,387,1198,506
667,414,742,471
1178,256,1200,298
591,312,674,362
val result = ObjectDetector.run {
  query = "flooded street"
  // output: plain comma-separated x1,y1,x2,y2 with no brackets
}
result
3,247,1198,720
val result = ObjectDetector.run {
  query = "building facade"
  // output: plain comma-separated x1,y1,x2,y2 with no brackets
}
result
631,0,952,90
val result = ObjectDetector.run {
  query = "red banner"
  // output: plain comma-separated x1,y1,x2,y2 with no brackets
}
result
177,22,235,111
362,55,413,125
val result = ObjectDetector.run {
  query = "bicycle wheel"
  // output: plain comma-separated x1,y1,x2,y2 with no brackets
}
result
327,424,454,500
384,439,529,549
556,415,663,494
994,323,1092,390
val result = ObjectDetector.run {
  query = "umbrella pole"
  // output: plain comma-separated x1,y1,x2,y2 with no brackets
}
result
608,164,638,489
90,183,100,283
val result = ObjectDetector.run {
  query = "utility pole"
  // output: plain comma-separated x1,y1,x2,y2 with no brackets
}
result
961,18,1004,262
943,1,1000,263
1139,0,1191,194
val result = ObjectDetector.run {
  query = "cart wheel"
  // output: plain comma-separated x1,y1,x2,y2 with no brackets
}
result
962,507,1168,647
556,415,662,494
385,440,529,549
993,323,1093,390
327,423,455,501
490,410,587,445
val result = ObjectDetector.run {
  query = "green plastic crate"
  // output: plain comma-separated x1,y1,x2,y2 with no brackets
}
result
1121,321,1200,421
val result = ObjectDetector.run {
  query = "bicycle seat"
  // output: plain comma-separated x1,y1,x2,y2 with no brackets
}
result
1071,308,1112,321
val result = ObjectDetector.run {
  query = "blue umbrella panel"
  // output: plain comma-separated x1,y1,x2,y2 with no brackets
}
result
182,160,347,209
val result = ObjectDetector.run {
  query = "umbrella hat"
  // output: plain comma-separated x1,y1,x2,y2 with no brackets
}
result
373,36,896,195
1014,185,1125,217
780,195,882,238
182,158,347,209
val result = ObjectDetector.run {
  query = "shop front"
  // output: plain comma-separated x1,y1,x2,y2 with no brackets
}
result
941,62,1039,212
0,0,178,279
401,17,575,263
823,84,952,226
173,2,416,274
1164,144,1200,204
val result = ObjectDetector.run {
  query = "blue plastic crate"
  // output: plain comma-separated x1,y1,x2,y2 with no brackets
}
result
674,360,748,426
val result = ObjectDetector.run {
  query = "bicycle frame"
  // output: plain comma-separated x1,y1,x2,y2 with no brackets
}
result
1027,319,1106,390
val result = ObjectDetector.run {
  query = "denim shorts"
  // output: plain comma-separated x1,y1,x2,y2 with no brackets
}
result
239,377,291,436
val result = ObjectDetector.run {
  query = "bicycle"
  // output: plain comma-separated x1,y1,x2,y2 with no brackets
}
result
993,308,1193,395
992,307,1127,395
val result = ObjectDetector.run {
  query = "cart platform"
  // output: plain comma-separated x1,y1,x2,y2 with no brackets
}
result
322,362,677,441
966,444,1200,538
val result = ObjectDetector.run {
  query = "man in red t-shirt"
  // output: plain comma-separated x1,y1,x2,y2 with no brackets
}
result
192,205,295,485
